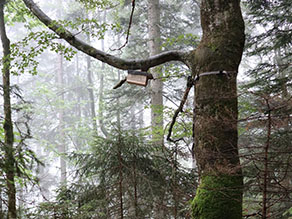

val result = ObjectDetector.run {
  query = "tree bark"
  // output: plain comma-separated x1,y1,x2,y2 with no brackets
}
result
0,1,17,218
191,1,245,218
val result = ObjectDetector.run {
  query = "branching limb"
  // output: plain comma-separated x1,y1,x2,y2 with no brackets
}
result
167,76,194,143
22,0,190,70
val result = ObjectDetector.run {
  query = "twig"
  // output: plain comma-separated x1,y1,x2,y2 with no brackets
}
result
167,76,194,143
113,78,127,89
111,0,136,51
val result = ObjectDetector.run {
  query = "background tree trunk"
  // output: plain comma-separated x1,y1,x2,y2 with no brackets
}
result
0,1,17,218
56,0,67,185
98,12,109,137
148,1,167,218
148,0,163,146
86,33,98,135
191,1,245,218
57,52,67,185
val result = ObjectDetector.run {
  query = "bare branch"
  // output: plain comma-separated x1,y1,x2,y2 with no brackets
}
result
113,78,127,89
22,0,190,70
167,76,194,143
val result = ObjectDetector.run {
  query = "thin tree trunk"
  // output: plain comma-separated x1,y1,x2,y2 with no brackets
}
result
191,1,245,218
173,146,178,219
148,0,163,146
130,107,136,129
133,157,138,218
262,99,272,219
274,48,291,213
0,1,17,218
274,48,288,98
75,54,81,118
98,60,108,137
98,11,109,137
57,52,67,184
118,137,124,219
86,33,98,135
138,104,144,129
56,0,66,185
117,70,121,131
148,1,166,217
74,53,83,150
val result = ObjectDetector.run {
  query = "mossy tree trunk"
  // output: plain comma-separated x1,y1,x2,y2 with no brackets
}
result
191,1,245,218
0,1,17,218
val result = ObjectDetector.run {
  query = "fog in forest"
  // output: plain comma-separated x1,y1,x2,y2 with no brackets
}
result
0,0,291,218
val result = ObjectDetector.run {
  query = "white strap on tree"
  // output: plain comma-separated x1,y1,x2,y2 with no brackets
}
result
167,70,237,143
194,70,237,81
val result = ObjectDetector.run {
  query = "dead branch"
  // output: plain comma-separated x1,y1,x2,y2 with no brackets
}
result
167,76,194,143
113,78,127,89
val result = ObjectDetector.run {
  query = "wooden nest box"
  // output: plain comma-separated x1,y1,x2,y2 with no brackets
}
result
127,70,153,87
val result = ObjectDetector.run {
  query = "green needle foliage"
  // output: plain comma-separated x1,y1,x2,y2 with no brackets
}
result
30,129,196,218
240,1,292,217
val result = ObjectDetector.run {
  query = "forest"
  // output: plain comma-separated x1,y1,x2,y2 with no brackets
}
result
0,0,291,218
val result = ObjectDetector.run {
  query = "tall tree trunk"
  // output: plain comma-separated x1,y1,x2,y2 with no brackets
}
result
74,53,83,150
57,52,67,185
118,137,124,219
86,34,98,135
0,1,17,218
138,104,144,129
191,1,245,218
56,0,66,185
148,0,163,146
262,99,272,219
98,12,109,137
133,162,138,218
274,48,288,98
117,70,121,131
148,1,165,217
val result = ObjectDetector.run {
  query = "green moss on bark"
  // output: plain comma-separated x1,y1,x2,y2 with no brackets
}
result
191,174,242,219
